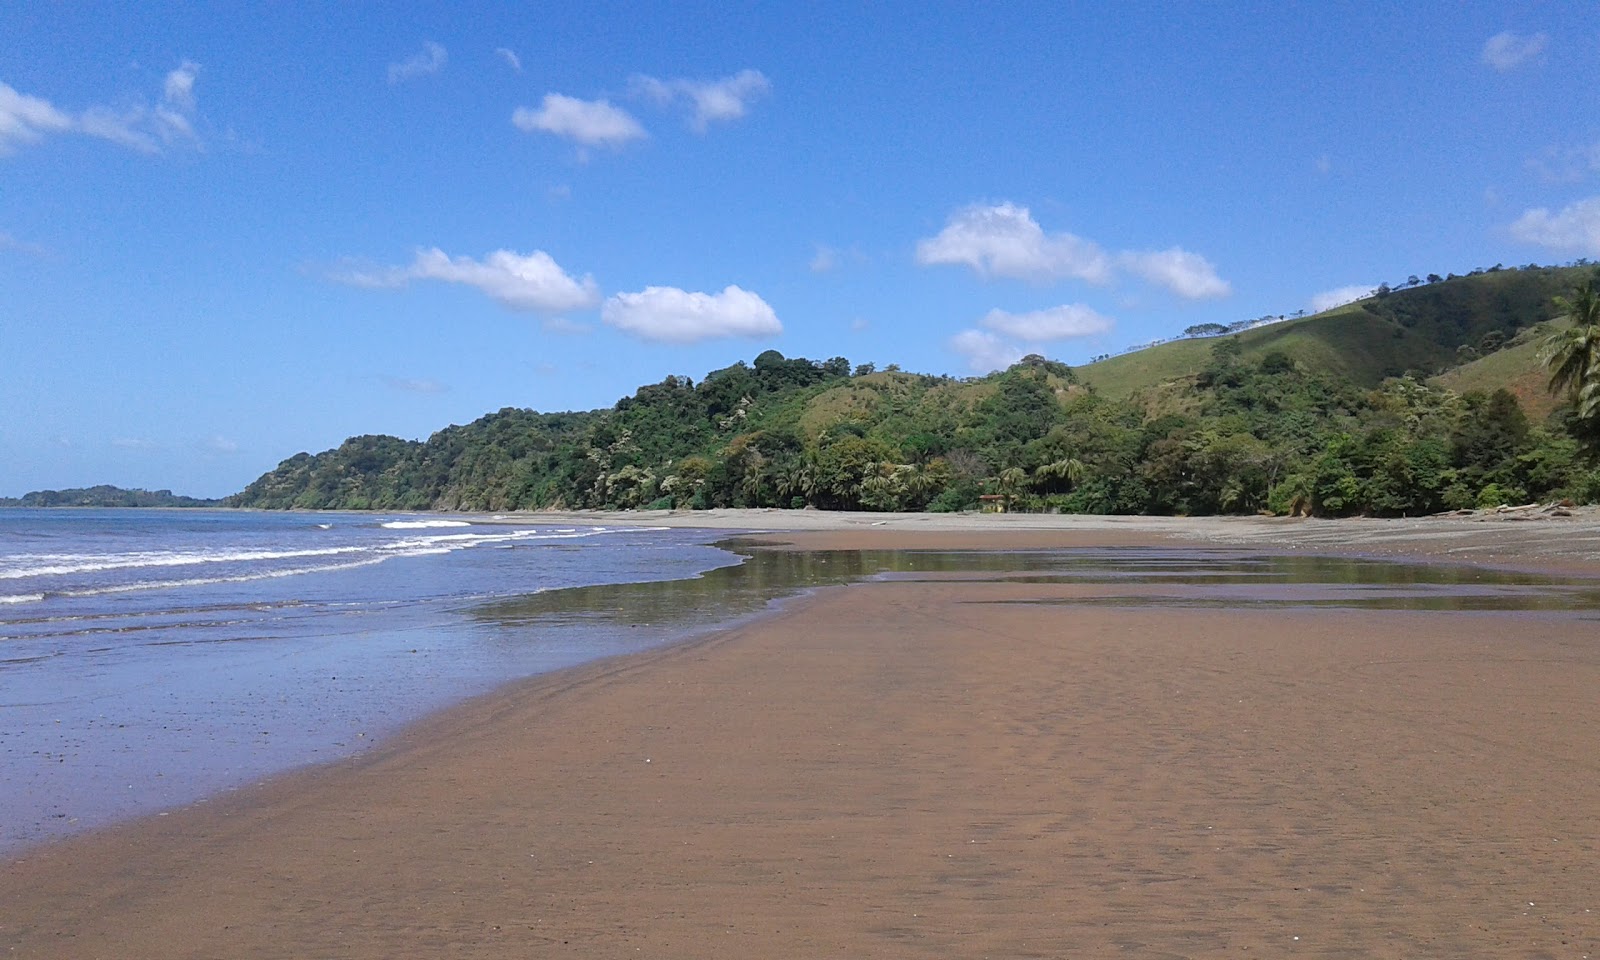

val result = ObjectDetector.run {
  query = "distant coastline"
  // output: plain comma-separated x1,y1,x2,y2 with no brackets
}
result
0,485,221,509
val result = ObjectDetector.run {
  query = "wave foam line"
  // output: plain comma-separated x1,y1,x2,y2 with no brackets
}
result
0,545,374,580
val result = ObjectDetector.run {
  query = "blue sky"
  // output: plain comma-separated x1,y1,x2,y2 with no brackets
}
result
4,2,1598,497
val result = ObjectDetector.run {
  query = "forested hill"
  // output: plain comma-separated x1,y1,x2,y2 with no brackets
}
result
230,265,1600,517
0,486,221,508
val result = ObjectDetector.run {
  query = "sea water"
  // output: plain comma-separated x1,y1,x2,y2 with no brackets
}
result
0,509,747,851
7,511,1597,853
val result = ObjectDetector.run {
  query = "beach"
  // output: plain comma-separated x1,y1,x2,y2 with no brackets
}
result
4,517,1599,957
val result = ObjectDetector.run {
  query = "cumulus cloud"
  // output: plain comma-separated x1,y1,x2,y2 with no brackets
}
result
1309,284,1377,313
495,47,523,73
513,94,646,149
601,285,781,343
949,329,1026,374
1510,196,1600,255
950,302,1113,374
1,63,201,156
632,69,770,132
917,202,1112,283
1119,247,1232,299
917,202,1230,300
979,304,1113,340
1482,31,1547,72
388,41,447,84
332,247,600,313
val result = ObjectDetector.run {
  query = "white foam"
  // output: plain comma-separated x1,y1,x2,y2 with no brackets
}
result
56,557,395,598
0,545,372,580
0,522,655,593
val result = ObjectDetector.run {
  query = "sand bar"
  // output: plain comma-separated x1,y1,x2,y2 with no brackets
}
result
3,521,1599,957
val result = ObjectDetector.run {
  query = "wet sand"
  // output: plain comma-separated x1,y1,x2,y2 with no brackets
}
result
4,525,1599,957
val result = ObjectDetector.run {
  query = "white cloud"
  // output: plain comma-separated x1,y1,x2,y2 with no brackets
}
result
949,329,1025,374
77,105,159,153
916,202,1112,283
164,61,199,111
495,47,523,73
1,62,201,157
1482,31,1547,72
389,41,447,84
200,435,240,454
1510,196,1600,255
810,244,838,273
0,82,72,154
601,285,781,343
1309,284,1376,313
111,437,159,450
333,248,600,313
917,202,1230,299
512,94,646,149
980,304,1112,341
1119,248,1232,299
632,69,770,132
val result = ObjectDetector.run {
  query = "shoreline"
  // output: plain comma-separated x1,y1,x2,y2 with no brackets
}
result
526,507,1600,577
4,524,1599,956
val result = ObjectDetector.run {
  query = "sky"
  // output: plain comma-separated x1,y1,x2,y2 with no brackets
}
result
3,2,1599,498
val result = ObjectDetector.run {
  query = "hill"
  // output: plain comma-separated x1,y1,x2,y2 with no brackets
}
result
231,328,1600,518
1432,320,1563,419
0,486,221,508
1079,265,1591,399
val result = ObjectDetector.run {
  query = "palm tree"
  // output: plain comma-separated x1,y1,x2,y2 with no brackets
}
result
1033,457,1086,493
997,466,1029,512
1541,277,1600,420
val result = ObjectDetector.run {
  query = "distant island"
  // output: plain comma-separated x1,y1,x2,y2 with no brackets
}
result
0,485,222,508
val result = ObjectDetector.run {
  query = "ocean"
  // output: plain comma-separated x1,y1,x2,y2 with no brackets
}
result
0,509,751,852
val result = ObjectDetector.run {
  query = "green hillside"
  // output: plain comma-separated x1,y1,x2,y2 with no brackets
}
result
1079,265,1590,399
231,265,1600,518
1432,320,1562,419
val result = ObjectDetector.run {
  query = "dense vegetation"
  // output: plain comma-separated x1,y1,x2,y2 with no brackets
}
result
0,486,221,508
231,266,1600,517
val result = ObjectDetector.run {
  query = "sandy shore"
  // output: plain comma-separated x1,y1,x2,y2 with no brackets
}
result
512,506,1600,574
4,523,1599,957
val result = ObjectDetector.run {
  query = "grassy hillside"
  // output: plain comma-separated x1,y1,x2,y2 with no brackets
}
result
1433,320,1562,420
1080,265,1590,400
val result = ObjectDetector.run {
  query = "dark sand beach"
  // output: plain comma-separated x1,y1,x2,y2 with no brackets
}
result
4,520,1599,958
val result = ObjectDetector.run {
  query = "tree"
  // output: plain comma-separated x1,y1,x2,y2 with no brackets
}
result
1540,276,1600,422
997,466,1029,511
1033,457,1085,494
